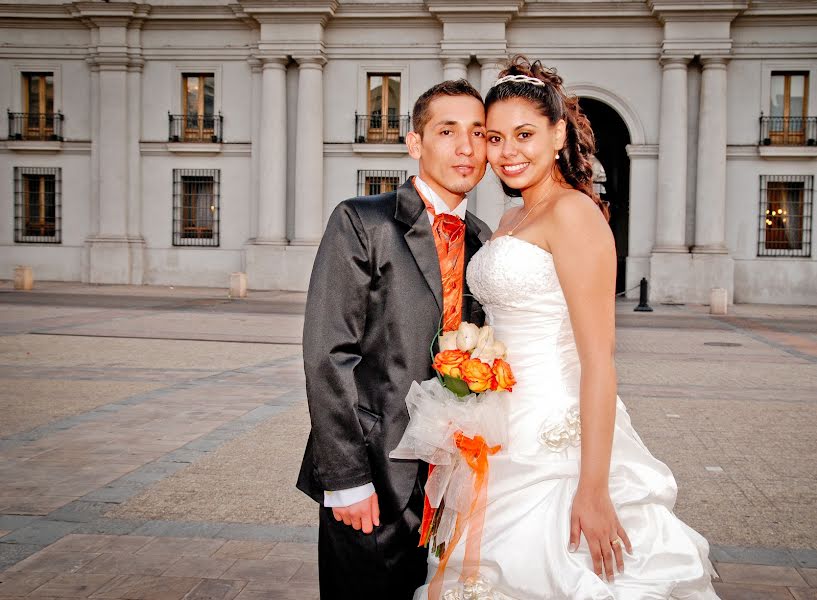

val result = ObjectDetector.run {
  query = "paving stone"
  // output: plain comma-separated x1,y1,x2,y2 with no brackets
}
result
790,589,817,600
712,546,796,567
800,568,817,587
71,519,144,536
135,537,225,557
0,543,42,571
79,552,181,576
7,549,99,574
0,520,81,546
44,534,116,553
240,580,320,599
0,517,39,532
27,573,115,597
0,572,58,595
287,561,318,583
131,521,226,538
212,541,276,561
219,558,302,582
47,501,112,523
713,582,796,599
215,525,318,544
88,574,200,600
717,563,807,587
267,542,317,562
161,557,238,579
793,550,817,569
181,579,247,600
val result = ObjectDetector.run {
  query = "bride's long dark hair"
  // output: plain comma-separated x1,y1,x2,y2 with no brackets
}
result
485,56,608,221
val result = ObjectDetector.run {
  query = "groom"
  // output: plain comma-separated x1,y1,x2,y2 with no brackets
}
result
297,79,491,600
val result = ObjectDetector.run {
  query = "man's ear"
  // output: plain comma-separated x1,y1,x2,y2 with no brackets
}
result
406,131,422,160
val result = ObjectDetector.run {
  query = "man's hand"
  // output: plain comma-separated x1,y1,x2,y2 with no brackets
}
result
332,493,380,534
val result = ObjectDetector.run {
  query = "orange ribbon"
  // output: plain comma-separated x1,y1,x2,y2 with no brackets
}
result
429,432,501,600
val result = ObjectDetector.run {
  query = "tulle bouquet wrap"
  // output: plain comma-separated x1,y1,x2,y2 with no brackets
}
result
390,322,516,592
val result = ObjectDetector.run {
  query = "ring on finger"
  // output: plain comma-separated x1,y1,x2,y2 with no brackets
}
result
610,537,623,548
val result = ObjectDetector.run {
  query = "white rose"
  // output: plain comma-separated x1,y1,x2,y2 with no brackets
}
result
456,322,480,352
438,330,458,352
470,326,495,362
491,340,507,359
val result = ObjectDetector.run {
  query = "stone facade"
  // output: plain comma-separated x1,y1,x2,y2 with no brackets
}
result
1,0,815,304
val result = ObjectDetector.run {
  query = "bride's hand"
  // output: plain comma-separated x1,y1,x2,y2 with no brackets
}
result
569,485,632,582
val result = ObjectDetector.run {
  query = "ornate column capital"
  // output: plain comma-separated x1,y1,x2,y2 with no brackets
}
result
442,56,469,67
259,55,289,70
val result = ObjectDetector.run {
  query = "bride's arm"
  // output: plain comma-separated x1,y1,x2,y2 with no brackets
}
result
544,190,632,582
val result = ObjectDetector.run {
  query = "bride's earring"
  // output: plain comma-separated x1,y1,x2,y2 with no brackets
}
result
554,151,559,160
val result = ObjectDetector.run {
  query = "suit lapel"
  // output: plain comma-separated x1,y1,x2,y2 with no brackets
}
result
395,180,443,312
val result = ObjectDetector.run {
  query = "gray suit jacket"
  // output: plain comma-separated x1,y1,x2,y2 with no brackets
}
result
296,179,491,520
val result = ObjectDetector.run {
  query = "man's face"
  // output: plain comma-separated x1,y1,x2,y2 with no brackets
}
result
407,95,487,205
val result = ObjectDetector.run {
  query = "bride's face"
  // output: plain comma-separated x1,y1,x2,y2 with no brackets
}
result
486,97,566,193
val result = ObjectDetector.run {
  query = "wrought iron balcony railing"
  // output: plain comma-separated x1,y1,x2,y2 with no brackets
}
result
759,115,817,146
7,111,64,141
168,113,223,143
355,113,410,144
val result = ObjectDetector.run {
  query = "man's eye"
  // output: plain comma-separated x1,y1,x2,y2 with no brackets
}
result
519,132,532,139
474,131,485,138
441,130,452,135
488,136,501,144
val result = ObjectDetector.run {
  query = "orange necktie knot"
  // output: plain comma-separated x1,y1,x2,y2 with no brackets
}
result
433,213,466,250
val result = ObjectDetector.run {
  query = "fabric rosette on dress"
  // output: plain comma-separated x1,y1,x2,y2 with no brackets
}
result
390,321,516,600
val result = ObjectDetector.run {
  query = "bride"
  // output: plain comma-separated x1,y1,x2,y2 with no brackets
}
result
415,57,719,599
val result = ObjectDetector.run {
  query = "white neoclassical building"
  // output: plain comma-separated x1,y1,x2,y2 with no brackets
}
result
1,0,815,304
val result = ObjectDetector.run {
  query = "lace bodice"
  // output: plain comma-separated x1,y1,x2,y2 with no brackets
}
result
466,235,565,314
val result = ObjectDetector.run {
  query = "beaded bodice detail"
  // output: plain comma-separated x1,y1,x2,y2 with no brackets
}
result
466,235,563,313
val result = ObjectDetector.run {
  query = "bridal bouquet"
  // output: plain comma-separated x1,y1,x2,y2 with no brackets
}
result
390,322,516,594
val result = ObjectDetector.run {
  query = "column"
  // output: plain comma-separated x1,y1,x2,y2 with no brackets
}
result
257,57,288,244
689,56,733,304
442,57,468,81
693,57,729,252
292,56,326,245
97,62,129,238
654,57,689,251
474,57,506,229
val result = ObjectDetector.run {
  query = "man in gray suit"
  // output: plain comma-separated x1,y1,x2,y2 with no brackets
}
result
297,79,491,599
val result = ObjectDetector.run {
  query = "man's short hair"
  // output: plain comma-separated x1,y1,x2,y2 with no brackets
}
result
412,79,483,137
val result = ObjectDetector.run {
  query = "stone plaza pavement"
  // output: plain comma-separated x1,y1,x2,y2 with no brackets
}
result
0,281,815,599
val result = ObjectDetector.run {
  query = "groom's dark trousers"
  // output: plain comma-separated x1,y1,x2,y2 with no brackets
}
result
296,180,490,599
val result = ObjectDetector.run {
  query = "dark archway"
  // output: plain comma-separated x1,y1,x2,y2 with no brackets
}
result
579,98,631,295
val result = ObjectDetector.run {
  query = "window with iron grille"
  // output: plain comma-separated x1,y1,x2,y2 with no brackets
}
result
172,169,220,246
357,170,407,196
758,175,812,257
14,167,61,243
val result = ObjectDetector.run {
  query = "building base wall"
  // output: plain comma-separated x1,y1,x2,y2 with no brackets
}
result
244,243,317,292
86,237,145,285
734,259,817,305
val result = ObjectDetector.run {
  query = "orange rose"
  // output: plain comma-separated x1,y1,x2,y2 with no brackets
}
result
492,358,516,392
460,358,495,393
433,349,468,379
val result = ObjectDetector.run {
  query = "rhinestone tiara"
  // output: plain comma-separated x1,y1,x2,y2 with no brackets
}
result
491,74,546,89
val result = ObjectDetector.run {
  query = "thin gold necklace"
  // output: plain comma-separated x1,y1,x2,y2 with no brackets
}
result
507,183,555,236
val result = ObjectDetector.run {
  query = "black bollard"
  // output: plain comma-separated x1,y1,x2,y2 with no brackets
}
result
634,277,653,312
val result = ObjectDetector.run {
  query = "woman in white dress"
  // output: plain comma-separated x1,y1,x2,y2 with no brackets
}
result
415,57,719,599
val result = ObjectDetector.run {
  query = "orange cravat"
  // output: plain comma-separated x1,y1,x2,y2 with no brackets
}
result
413,179,466,332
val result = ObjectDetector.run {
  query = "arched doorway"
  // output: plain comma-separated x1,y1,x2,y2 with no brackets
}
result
578,98,631,295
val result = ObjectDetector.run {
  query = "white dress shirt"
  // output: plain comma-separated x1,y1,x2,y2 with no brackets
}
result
323,177,468,508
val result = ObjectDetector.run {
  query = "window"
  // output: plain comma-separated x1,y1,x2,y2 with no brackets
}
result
356,74,408,143
357,170,407,196
14,167,61,243
173,169,220,246
179,73,217,142
16,72,59,140
758,175,812,257
768,72,810,145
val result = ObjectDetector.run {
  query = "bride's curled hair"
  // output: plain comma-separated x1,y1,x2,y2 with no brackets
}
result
485,56,608,220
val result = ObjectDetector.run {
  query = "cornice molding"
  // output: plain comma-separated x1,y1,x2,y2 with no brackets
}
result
426,0,523,23
648,0,748,23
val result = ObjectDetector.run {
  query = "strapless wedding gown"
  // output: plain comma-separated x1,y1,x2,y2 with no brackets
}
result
415,235,719,600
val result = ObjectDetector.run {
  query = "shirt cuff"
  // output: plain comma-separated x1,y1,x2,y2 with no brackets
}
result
324,483,376,508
